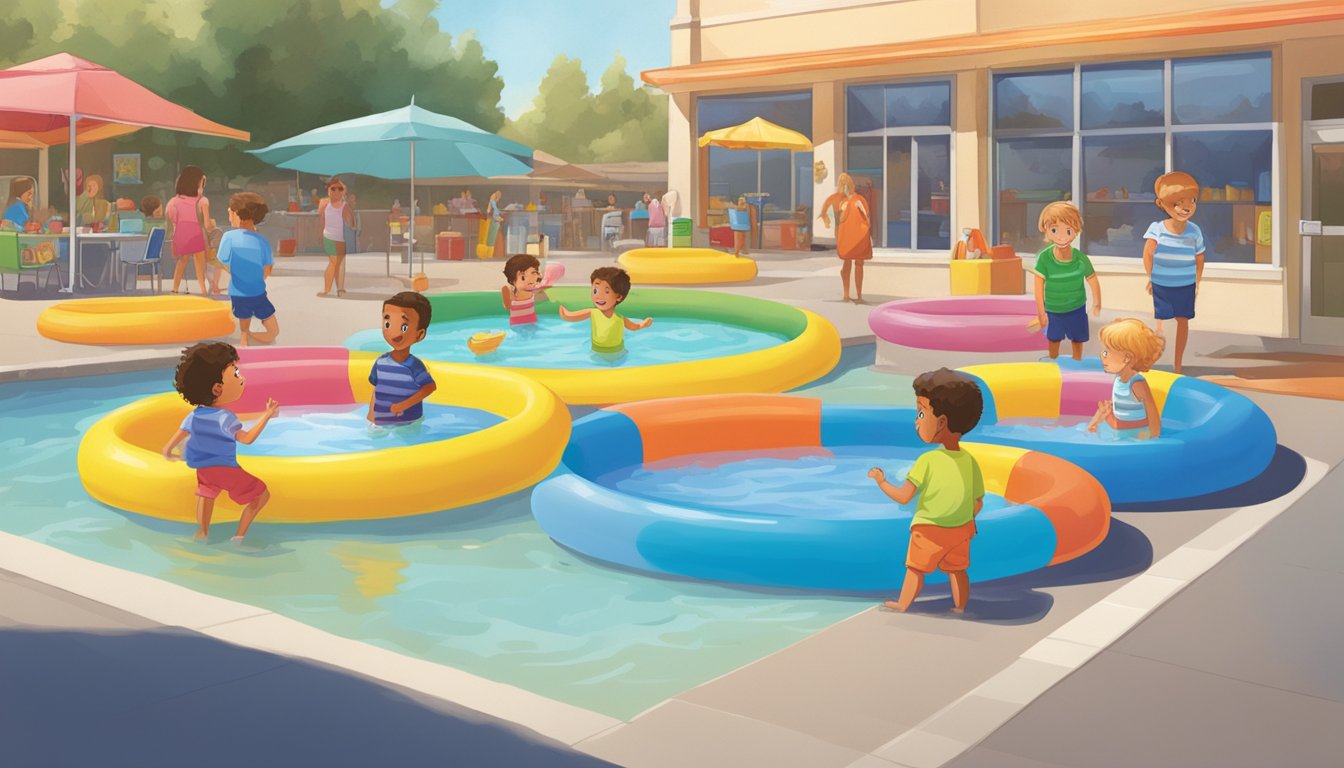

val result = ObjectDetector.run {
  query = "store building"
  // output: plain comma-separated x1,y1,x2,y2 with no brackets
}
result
644,0,1344,343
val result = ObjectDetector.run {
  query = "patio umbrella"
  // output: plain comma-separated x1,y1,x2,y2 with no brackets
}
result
698,117,812,248
0,53,250,292
248,100,533,277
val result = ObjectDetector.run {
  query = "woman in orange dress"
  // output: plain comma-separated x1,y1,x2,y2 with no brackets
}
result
819,172,872,303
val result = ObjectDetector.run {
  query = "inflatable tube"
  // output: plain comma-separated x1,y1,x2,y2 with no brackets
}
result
531,394,1110,591
37,295,235,345
78,347,571,523
869,296,1048,352
617,247,757,284
405,288,841,405
958,362,1278,503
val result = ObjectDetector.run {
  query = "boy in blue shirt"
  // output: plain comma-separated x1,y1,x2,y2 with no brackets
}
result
161,342,279,542
1143,171,1204,373
368,291,437,425
216,192,279,347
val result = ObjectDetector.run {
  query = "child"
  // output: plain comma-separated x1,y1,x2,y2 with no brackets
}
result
729,196,752,257
868,368,985,614
501,253,545,326
161,342,278,542
1089,318,1165,440
1143,171,1204,373
140,195,163,219
1031,201,1101,361
558,267,652,353
215,193,278,347
368,291,437,425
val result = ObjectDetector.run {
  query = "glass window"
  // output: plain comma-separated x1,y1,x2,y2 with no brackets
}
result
1311,82,1344,121
847,137,884,245
995,137,1072,254
885,137,912,249
916,135,952,250
847,85,884,135
1081,62,1163,129
885,82,951,128
1172,130,1272,263
1172,53,1271,125
994,71,1073,130
1081,135,1163,256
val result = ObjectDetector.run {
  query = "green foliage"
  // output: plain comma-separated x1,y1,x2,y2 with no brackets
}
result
504,53,668,163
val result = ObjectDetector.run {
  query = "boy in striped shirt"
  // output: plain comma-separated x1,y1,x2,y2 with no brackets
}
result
368,291,437,425
1143,171,1205,373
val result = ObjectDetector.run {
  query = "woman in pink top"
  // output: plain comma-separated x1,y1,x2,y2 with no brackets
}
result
165,166,215,295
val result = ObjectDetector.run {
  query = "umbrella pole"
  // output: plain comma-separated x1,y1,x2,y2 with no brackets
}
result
408,141,415,279
64,115,77,293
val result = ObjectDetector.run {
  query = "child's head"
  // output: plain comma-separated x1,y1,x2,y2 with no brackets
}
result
382,291,432,351
227,192,269,227
912,368,984,443
1154,171,1199,221
175,165,205,197
1100,318,1166,374
9,177,34,206
590,266,631,310
139,194,163,218
174,342,242,407
1038,201,1083,246
503,253,542,290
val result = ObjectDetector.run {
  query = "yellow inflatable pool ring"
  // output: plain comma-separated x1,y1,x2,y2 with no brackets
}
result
618,247,757,284
38,295,235,345
77,348,571,524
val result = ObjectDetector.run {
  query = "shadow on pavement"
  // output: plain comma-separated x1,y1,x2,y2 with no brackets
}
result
1114,444,1306,513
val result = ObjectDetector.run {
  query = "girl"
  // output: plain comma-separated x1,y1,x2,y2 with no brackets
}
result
1089,318,1166,440
501,253,546,326
818,173,873,303
3,177,34,230
486,190,504,258
729,196,752,258
165,166,215,295
317,176,355,297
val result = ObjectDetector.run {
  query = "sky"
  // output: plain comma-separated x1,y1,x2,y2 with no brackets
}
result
429,1,677,118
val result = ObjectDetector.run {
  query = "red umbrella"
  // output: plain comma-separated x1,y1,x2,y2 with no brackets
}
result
0,53,249,291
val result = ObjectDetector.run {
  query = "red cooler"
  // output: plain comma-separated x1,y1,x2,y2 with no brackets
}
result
436,232,465,260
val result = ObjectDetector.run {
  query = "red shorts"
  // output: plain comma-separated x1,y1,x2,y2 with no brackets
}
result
195,466,267,505
906,521,976,574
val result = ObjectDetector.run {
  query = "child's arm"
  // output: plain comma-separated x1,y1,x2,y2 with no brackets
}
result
162,429,189,461
1195,250,1205,297
264,265,272,279
1142,238,1157,295
1031,274,1047,330
500,285,513,310
867,468,917,504
391,381,436,417
623,316,652,331
1133,379,1161,439
558,306,592,322
236,399,279,445
973,497,984,516
1087,400,1110,432
1087,274,1102,316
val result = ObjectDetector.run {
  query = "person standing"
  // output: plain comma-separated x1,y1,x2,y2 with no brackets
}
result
818,173,872,303
165,165,214,295
317,176,355,297
646,191,666,247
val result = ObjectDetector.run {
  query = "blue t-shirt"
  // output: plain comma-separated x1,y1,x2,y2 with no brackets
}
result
180,407,242,468
368,352,435,424
217,229,274,298
3,201,30,228
1144,221,1204,288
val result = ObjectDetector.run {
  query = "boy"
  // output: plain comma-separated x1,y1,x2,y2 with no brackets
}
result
558,266,652,353
216,192,278,347
1031,201,1101,361
369,291,437,425
868,368,985,614
1143,171,1204,373
162,342,278,542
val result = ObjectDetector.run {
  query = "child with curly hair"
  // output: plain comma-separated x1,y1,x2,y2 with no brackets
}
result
1089,318,1166,440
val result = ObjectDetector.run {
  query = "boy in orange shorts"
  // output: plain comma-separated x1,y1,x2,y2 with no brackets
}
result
868,368,985,614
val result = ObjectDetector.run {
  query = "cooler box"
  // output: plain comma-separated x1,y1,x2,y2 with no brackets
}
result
671,217,693,247
950,257,1024,295
436,232,464,260
709,226,734,248
277,239,297,257
762,221,798,250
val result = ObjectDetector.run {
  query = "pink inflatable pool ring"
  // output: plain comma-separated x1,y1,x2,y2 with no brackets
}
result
868,296,1048,352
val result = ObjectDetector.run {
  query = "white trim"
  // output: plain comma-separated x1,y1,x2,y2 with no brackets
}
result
1170,122,1274,133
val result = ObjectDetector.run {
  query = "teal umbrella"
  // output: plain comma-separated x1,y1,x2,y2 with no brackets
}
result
249,99,532,275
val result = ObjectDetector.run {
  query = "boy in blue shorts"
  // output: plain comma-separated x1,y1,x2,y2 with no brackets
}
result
1031,201,1101,361
1143,171,1204,373
216,192,279,347
368,291,437,425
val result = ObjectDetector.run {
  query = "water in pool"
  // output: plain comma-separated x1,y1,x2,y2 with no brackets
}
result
239,404,504,457
0,366,894,719
344,316,789,368
601,446,1010,520
974,416,1192,443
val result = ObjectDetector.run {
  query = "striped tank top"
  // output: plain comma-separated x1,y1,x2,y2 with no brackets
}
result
1111,373,1148,424
508,290,537,325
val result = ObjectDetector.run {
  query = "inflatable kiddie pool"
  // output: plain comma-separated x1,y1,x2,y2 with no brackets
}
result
79,347,570,523
38,295,235,345
617,247,757,284
868,296,1048,352
960,362,1278,503
344,288,841,405
531,394,1110,591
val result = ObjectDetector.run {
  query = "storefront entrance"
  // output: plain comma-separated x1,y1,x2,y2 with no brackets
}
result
1301,93,1344,344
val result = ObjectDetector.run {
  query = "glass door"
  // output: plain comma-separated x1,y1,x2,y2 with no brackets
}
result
1302,122,1344,345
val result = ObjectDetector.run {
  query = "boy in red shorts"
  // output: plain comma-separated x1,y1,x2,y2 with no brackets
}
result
868,368,985,614
162,341,279,542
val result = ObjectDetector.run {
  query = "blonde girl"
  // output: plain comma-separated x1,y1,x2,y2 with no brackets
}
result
1090,318,1166,439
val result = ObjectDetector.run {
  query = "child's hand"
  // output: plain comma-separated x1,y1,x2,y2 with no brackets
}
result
1145,280,1153,295
868,467,886,483
390,401,408,416
637,317,653,329
1091,302,1101,317
264,398,280,416
1029,313,1046,332
1137,429,1152,440
163,449,181,462
1087,422,1098,433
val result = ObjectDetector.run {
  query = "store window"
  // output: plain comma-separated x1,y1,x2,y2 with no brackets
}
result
845,80,953,250
697,91,813,250
993,52,1274,264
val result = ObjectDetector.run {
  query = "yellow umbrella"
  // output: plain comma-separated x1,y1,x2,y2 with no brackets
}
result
699,117,813,245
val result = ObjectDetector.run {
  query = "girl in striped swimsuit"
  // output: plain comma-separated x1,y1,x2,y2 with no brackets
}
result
1089,318,1166,440
501,253,546,326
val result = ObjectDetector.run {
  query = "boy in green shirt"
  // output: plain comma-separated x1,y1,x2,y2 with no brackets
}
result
1031,201,1102,361
869,368,985,614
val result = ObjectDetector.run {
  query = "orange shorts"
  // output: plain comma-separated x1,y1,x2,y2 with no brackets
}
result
906,521,976,574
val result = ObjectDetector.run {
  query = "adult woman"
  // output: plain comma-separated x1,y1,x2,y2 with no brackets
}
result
317,176,355,297
2,178,34,229
485,190,504,257
165,166,215,295
819,172,872,303
76,174,113,230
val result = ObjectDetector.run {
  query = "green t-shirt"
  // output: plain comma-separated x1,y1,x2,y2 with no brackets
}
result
905,448,984,528
1033,246,1095,313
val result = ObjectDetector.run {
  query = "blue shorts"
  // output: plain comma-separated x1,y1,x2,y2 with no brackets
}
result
230,293,275,321
1152,282,1196,320
1046,305,1089,343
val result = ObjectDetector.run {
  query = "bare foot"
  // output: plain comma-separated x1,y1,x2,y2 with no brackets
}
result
337,289,347,297
193,531,208,542
881,600,909,613
238,331,249,348
230,535,245,544
316,291,331,297
854,297,865,305
842,296,852,303
950,606,966,615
